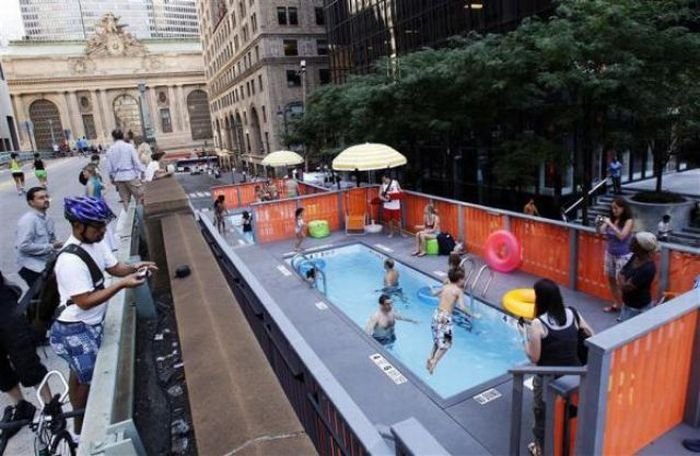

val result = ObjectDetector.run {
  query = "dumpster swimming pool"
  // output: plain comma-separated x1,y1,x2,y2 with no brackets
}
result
288,243,529,400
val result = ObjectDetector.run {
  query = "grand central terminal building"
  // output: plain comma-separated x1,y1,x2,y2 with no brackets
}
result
1,13,213,152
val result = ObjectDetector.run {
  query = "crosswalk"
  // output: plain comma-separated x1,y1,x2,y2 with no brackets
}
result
187,191,212,199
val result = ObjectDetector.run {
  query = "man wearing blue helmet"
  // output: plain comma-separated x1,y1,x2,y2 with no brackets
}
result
49,196,157,438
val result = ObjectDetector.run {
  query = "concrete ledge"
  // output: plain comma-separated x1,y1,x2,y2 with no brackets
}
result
161,213,315,455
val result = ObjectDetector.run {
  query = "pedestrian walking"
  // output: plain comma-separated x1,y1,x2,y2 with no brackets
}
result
103,129,145,210
9,153,25,195
15,187,63,288
33,153,48,188
608,156,623,194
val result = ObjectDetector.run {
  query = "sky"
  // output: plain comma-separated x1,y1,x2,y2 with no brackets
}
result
0,0,24,47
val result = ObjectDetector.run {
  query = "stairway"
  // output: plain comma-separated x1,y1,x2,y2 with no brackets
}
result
575,190,700,247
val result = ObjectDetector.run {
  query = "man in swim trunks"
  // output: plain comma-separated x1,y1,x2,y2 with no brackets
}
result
379,259,407,303
365,294,417,347
427,267,467,374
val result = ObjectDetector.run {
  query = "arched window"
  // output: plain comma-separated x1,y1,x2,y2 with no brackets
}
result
112,95,143,142
29,100,63,150
187,90,213,140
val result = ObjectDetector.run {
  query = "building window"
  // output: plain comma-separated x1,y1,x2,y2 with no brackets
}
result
265,131,270,152
246,82,251,96
283,39,298,56
262,105,267,123
255,45,260,62
277,7,287,25
315,7,325,25
82,114,97,139
288,7,298,25
160,108,173,133
251,13,257,32
319,69,331,85
258,75,263,91
286,70,301,87
251,79,255,94
0,63,4,80
317,39,328,55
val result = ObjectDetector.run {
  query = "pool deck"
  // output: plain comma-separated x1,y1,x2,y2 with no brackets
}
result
212,222,623,455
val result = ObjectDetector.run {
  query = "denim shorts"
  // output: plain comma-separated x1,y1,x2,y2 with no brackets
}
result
49,321,103,384
619,303,652,323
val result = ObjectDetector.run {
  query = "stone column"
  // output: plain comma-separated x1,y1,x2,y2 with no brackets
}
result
100,90,112,140
67,91,84,140
167,86,181,131
90,90,105,143
63,92,78,141
177,85,189,134
148,87,161,135
11,94,26,147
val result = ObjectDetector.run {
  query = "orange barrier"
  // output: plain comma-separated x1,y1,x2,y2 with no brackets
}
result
602,310,698,455
402,194,432,234
211,186,240,210
464,207,504,257
576,231,612,301
301,193,342,233
511,219,570,286
298,182,329,195
553,391,579,456
254,200,299,243
669,250,700,292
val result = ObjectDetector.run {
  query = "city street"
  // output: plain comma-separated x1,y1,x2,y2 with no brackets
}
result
0,156,120,287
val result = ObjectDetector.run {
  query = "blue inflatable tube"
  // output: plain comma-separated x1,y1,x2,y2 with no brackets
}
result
417,286,440,305
298,258,326,275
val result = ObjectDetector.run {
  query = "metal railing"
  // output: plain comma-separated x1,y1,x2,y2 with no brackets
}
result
561,178,608,221
470,264,494,298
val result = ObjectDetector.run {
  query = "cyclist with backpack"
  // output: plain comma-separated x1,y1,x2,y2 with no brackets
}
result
48,197,156,437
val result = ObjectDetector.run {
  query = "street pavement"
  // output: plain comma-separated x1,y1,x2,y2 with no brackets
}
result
624,168,700,197
0,156,121,454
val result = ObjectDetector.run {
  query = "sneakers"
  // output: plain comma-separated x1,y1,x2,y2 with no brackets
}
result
0,400,36,441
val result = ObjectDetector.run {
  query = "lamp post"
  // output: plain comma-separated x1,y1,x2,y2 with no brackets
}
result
137,82,156,146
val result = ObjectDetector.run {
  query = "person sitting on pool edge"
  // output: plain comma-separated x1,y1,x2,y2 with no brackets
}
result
365,294,418,347
427,267,468,375
380,259,407,303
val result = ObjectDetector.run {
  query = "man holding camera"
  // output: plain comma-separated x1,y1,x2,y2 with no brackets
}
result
49,197,156,438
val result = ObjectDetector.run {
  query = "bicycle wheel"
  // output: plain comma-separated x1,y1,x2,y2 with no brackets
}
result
49,430,75,456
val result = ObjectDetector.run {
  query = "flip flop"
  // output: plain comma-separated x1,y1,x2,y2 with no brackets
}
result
411,251,420,256
603,305,620,313
417,252,426,257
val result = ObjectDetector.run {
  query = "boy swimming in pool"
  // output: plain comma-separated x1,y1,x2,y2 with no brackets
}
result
427,267,468,374
380,259,407,303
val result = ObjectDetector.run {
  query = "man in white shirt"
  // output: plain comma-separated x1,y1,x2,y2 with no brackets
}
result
103,129,145,210
144,151,172,182
379,175,404,237
49,196,156,437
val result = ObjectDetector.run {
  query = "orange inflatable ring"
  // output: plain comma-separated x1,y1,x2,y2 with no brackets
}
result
484,230,522,273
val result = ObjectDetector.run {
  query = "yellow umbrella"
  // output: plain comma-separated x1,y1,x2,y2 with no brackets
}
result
261,150,304,167
332,143,407,171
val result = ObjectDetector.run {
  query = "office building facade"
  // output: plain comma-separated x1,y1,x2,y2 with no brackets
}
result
198,0,329,166
0,62,21,152
19,0,199,41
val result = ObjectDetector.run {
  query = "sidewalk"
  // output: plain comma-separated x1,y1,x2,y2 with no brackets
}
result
623,168,700,198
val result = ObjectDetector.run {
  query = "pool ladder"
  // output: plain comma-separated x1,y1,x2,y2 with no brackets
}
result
290,253,327,295
460,254,494,298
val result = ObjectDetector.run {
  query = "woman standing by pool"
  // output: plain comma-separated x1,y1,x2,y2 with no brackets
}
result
412,203,440,257
294,207,305,251
597,197,634,313
519,279,593,456
9,152,25,195
33,153,48,188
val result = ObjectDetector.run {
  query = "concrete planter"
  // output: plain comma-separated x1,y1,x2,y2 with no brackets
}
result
625,195,694,234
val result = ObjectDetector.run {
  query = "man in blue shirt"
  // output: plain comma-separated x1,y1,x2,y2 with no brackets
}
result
15,187,63,287
103,129,145,210
608,156,623,194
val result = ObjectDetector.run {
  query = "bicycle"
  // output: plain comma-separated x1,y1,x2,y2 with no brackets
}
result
0,371,84,456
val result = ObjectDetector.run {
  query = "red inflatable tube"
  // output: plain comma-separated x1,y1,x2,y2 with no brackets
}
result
484,230,522,273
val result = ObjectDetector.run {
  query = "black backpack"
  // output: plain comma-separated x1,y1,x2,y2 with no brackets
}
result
25,244,104,337
437,232,457,255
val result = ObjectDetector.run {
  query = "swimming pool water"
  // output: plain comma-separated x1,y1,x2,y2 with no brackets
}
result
296,244,528,399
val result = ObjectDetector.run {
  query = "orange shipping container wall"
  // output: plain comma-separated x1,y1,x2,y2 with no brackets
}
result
301,194,342,233
668,250,700,292
602,310,698,455
511,218,570,286
211,186,240,210
254,200,299,243
402,194,433,234
463,207,504,257
576,231,612,301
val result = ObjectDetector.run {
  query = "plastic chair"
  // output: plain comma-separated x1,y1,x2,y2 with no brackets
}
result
345,191,367,236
